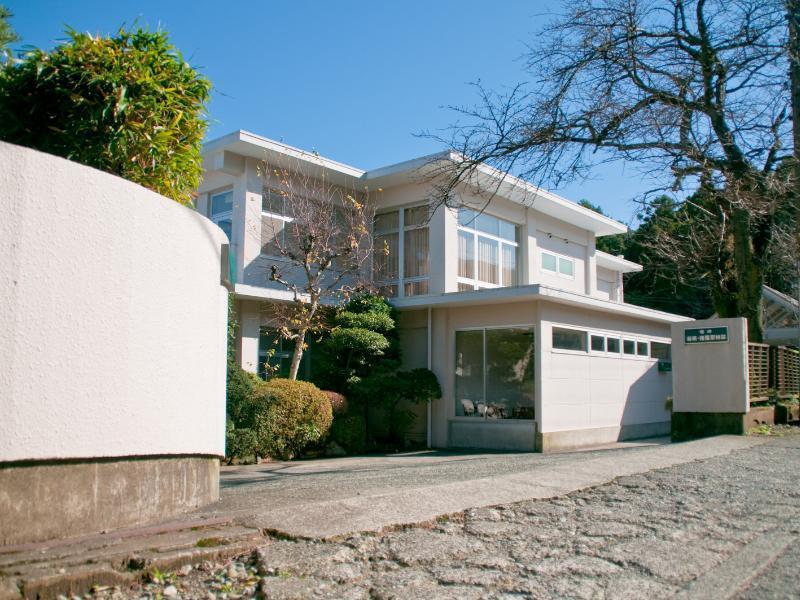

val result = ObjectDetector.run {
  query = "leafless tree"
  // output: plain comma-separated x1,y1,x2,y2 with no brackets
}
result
256,158,375,380
430,0,798,342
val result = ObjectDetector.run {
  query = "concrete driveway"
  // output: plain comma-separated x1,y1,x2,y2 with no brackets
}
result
211,435,760,538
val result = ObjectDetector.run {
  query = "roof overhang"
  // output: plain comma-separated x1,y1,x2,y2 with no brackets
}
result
390,283,691,324
364,152,627,237
203,132,629,236
203,131,365,187
596,250,642,273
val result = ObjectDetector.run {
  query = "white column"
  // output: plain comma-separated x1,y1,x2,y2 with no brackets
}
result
238,300,261,373
585,234,597,296
523,208,538,285
436,205,459,293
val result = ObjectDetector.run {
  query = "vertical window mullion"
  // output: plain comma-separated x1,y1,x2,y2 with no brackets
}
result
482,329,487,404
398,209,405,297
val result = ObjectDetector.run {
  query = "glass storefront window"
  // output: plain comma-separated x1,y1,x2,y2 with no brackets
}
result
455,327,535,420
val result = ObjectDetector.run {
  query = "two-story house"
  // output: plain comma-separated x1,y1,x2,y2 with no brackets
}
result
198,130,691,452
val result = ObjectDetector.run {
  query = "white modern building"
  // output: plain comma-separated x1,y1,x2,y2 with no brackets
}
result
198,130,691,452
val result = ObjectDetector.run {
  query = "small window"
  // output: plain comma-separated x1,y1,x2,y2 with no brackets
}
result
553,327,587,351
210,190,233,217
623,339,636,355
541,252,557,272
637,341,649,356
651,342,671,361
590,335,606,352
262,189,289,216
606,337,620,353
558,256,575,277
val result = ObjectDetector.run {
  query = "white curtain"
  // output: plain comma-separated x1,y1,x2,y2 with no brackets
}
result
458,230,474,279
374,232,399,280
477,236,498,284
404,227,429,278
502,244,516,286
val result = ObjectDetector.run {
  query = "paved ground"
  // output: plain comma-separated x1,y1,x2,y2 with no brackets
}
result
129,432,799,599
3,433,798,599
212,436,759,537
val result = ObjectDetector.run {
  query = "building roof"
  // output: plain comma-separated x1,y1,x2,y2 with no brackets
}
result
389,283,691,324
203,130,628,237
596,251,642,274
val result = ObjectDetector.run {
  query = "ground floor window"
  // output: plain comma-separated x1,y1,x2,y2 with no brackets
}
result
258,329,313,380
455,327,535,419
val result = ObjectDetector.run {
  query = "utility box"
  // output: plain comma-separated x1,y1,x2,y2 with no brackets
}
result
671,317,749,440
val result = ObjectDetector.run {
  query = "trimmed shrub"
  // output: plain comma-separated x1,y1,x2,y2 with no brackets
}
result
226,361,263,428
330,414,367,454
324,391,348,415
225,419,258,464
253,379,333,460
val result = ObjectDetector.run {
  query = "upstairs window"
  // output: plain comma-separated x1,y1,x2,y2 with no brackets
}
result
260,188,295,257
373,205,429,297
541,250,575,279
457,208,518,291
209,190,233,240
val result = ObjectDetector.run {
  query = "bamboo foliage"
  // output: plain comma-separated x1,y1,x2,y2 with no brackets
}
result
0,27,211,205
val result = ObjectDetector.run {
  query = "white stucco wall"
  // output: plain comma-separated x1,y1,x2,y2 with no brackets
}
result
0,142,229,461
671,317,749,413
538,302,673,434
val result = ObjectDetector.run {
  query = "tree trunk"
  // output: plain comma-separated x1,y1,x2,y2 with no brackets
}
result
288,326,307,380
731,208,764,342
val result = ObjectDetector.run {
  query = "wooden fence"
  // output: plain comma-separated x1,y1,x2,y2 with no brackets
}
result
748,343,800,403
772,346,800,398
748,343,770,402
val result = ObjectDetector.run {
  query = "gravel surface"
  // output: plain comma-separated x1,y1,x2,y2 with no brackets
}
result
90,432,800,599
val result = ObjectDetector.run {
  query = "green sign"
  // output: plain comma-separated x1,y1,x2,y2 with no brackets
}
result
684,326,728,344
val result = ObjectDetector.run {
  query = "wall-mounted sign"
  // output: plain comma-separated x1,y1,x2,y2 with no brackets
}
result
684,326,729,344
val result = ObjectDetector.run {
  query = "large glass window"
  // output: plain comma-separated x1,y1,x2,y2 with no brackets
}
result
209,190,233,240
373,206,429,297
455,327,535,419
457,208,518,291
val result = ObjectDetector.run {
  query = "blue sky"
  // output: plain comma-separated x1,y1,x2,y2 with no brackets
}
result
6,0,659,224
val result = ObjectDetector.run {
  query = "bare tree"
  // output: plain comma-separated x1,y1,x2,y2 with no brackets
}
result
256,158,375,380
432,0,798,341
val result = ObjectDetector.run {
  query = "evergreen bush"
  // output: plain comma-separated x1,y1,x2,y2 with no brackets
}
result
252,379,333,460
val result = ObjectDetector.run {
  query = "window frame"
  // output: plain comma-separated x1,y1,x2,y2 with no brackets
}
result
373,203,430,298
208,188,234,241
457,208,519,291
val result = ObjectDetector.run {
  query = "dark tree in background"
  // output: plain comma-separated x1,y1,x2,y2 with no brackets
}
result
436,0,799,341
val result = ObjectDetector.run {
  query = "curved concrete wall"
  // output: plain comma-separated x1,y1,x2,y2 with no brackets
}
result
0,142,228,462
